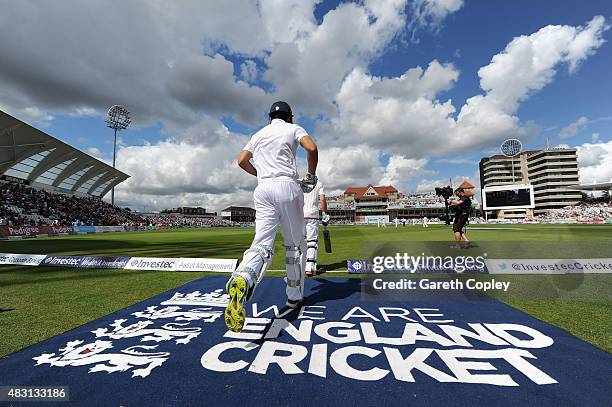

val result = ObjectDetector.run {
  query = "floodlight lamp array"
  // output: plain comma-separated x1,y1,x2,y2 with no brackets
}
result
105,105,131,131
501,138,522,157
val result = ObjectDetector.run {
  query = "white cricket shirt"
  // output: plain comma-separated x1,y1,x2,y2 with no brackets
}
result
303,181,325,218
243,118,307,183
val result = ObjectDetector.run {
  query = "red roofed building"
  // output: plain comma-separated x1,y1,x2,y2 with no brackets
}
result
458,181,475,189
343,184,399,222
344,185,398,199
326,184,459,223
457,180,476,197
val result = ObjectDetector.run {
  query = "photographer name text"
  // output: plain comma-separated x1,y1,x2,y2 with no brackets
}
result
372,278,511,292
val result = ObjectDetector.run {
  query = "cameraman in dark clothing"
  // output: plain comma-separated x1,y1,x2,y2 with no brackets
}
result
448,188,472,248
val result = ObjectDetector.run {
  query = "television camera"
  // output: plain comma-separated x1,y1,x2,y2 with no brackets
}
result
435,186,454,225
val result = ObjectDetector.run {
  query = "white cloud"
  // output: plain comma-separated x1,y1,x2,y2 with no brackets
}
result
475,16,609,113
416,178,447,193
455,16,609,144
0,104,54,127
379,156,434,192
85,147,102,158
166,54,268,125
332,61,461,156
258,0,321,48
408,0,464,38
592,133,601,143
313,146,386,195
436,158,478,165
264,0,410,115
112,190,255,213
560,116,589,138
559,115,611,139
167,116,234,146
115,137,254,197
416,174,478,195
299,148,435,196
110,121,259,211
565,16,610,72
240,60,258,83
115,135,256,210
0,0,429,129
331,16,609,161
576,140,612,184
0,1,321,128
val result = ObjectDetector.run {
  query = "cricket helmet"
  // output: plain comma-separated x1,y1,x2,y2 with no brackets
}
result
268,101,293,122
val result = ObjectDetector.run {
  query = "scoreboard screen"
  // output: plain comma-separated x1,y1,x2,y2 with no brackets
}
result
482,185,534,210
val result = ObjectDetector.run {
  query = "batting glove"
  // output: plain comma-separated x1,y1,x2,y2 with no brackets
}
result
321,212,330,226
300,172,318,193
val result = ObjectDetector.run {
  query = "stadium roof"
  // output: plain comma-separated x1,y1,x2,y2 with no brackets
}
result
0,110,129,198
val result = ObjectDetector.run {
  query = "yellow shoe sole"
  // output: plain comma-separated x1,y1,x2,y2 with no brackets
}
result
225,276,247,332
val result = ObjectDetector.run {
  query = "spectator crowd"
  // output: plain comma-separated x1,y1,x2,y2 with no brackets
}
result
144,215,239,228
535,202,612,222
1,181,145,227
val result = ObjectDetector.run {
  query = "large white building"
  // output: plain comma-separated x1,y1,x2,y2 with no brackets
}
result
479,147,581,217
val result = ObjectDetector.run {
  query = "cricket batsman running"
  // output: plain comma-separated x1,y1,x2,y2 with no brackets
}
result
303,180,329,277
225,101,318,333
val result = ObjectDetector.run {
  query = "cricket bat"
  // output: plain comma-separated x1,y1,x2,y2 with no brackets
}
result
323,226,332,253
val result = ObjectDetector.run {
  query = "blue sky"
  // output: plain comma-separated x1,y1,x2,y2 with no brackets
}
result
0,1,610,210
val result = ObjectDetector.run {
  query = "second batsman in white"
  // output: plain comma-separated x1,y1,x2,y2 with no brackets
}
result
303,181,329,277
225,101,318,333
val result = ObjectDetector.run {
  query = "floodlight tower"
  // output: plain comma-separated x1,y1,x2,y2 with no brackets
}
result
105,105,131,206
501,138,523,183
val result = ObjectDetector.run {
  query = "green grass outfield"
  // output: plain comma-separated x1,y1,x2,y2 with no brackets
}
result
1,224,611,357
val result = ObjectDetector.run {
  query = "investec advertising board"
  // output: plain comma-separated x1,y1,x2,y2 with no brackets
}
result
0,253,46,266
124,257,178,271
487,258,612,274
0,253,236,272
41,255,131,269
125,257,237,272
176,258,237,272
0,276,609,405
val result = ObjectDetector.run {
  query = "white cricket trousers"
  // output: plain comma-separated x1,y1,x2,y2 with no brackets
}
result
304,218,320,272
246,178,305,300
